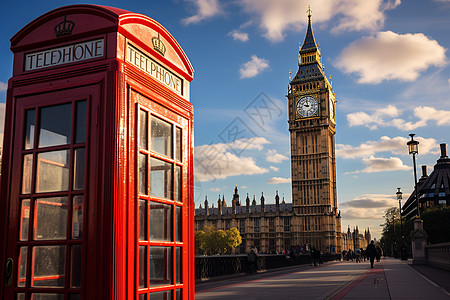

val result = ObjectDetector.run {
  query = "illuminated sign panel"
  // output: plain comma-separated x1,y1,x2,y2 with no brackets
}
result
24,39,104,71
127,44,183,95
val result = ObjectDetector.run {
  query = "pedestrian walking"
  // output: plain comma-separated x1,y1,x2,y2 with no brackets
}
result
366,240,376,268
248,245,258,273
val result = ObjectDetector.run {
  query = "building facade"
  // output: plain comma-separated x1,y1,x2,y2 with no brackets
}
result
286,9,341,252
402,143,450,219
195,10,369,255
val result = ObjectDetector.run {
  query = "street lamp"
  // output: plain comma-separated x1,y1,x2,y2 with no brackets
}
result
407,134,420,218
396,188,407,260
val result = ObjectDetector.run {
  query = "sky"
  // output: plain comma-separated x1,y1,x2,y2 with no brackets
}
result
1,0,450,240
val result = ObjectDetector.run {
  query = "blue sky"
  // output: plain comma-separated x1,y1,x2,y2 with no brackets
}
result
1,0,450,239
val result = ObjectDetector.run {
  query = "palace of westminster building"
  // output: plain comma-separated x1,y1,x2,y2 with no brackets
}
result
195,10,370,254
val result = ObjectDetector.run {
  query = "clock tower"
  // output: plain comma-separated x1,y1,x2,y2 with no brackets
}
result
287,8,342,253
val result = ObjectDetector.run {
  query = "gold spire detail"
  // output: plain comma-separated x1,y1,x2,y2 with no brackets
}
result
307,5,312,18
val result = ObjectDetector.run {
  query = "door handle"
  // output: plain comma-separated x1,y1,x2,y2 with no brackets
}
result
4,258,13,287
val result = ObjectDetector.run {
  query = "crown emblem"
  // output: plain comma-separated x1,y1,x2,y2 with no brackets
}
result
152,33,166,56
54,16,75,37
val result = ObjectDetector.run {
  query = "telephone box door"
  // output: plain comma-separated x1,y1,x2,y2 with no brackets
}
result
4,85,99,300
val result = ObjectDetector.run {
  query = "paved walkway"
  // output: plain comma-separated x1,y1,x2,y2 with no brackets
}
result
195,258,450,299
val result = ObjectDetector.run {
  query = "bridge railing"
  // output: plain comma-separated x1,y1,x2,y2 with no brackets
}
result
195,253,341,281
426,242,450,271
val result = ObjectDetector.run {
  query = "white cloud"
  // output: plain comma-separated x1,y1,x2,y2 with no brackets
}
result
336,136,439,159
229,30,249,42
335,31,447,84
269,166,279,171
182,0,222,25
239,55,269,78
239,0,401,42
340,194,398,219
0,82,7,92
195,137,269,182
347,156,411,174
266,149,289,163
267,177,291,184
347,105,450,131
210,187,221,192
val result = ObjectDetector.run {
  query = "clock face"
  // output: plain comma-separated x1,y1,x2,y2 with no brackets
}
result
329,97,335,120
297,96,318,117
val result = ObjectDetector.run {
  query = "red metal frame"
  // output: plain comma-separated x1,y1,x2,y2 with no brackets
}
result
1,5,194,300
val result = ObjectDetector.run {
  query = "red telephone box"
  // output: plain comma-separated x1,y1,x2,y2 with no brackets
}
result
0,5,195,300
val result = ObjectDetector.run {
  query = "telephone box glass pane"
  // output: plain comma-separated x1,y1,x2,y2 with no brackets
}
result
175,206,182,242
176,247,182,284
24,109,35,150
139,154,148,195
22,154,33,194
139,246,146,288
18,246,27,287
150,247,172,286
69,295,80,300
150,158,172,199
17,293,25,300
176,289,182,300
72,196,83,240
138,294,147,300
31,294,64,300
140,110,148,150
150,290,172,300
20,199,30,241
32,245,66,287
36,150,69,193
70,245,82,288
139,200,147,241
151,115,172,157
175,165,182,202
75,101,86,144
150,201,172,241
38,103,71,148
73,148,85,190
175,127,182,162
34,197,68,240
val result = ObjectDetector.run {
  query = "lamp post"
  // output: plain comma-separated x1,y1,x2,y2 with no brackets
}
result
407,134,420,218
396,188,407,260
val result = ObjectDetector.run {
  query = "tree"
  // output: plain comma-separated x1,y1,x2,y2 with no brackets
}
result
194,226,242,255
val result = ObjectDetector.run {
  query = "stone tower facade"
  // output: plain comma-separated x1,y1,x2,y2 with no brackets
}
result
287,9,341,252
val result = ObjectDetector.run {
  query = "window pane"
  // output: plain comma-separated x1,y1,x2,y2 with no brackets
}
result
34,197,68,240
139,200,147,241
176,247,182,284
36,150,69,193
150,201,172,241
73,148,85,190
175,165,182,202
150,290,173,300
150,247,172,287
32,245,66,287
75,101,87,144
139,246,146,288
20,200,30,241
70,245,82,288
31,294,64,300
151,115,172,157
72,196,83,240
39,103,72,148
175,127,182,162
22,154,33,194
24,109,35,150
18,247,27,287
150,158,172,199
176,206,182,242
139,154,147,195
140,110,148,150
